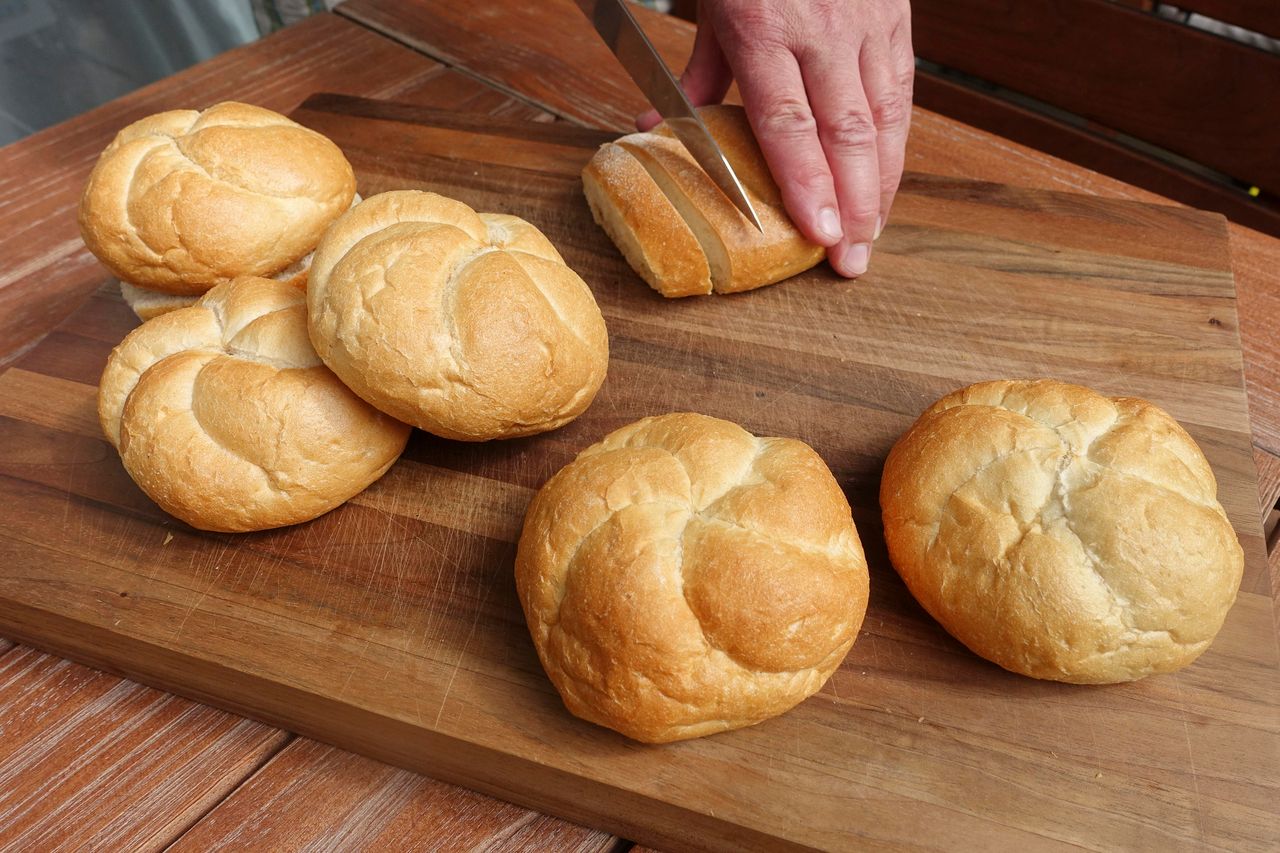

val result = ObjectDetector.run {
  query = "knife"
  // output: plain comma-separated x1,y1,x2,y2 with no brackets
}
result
573,0,765,232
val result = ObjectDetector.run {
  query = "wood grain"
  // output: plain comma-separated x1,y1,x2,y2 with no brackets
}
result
0,12,446,366
0,97,1274,851
336,0,695,130
170,738,617,852
911,0,1280,192
1258,450,1280,515
0,645,287,851
912,70,1280,237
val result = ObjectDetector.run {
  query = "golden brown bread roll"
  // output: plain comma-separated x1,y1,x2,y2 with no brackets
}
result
880,379,1244,683
307,190,609,441
98,276,410,532
79,102,356,295
516,413,869,742
582,105,824,297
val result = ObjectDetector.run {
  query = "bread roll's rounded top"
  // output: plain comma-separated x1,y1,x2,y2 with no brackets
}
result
79,102,356,295
99,276,410,532
880,379,1244,683
516,413,869,742
307,190,609,441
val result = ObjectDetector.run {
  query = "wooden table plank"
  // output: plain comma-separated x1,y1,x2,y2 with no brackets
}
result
170,738,618,852
0,645,287,852
336,0,1280,575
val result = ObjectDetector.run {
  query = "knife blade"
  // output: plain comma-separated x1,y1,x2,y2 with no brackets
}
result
573,0,765,232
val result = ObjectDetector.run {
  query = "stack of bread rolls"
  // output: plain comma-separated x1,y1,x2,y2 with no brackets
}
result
79,101,1246,747
82,104,608,532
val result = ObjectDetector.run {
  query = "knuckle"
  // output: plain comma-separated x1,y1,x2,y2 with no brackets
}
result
822,111,878,152
872,95,911,129
755,98,820,141
786,167,834,197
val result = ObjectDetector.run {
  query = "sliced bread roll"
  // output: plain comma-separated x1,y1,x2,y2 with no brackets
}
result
582,105,823,297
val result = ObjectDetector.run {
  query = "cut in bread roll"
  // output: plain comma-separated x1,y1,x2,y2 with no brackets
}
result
99,276,410,532
79,102,356,295
308,190,609,442
582,105,824,297
880,379,1244,684
516,413,869,742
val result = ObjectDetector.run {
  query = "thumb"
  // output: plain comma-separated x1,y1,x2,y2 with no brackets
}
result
637,16,733,130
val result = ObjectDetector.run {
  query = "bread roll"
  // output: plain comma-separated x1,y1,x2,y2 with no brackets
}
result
99,276,410,532
79,102,356,295
582,105,824,297
308,190,609,441
880,379,1244,684
516,413,869,742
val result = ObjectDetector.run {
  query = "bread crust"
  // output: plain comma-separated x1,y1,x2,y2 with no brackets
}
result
582,105,823,297
880,379,1244,683
98,276,410,532
119,251,313,321
79,102,356,295
307,191,609,441
516,412,869,742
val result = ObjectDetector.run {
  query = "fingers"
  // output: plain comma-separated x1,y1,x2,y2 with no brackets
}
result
862,29,915,234
636,16,733,131
731,44,843,248
800,43,881,276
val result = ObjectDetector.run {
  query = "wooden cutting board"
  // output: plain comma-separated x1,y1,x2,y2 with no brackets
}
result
0,94,1275,851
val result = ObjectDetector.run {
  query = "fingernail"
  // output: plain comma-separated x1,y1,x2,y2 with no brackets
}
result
874,215,884,241
816,207,842,244
839,242,871,277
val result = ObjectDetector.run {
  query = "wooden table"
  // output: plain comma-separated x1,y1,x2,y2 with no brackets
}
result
0,3,1276,849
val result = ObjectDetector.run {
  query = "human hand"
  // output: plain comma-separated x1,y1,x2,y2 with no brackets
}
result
638,0,914,277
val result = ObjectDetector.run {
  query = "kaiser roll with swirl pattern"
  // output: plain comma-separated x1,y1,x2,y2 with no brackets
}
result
98,276,411,532
880,379,1243,684
516,413,869,743
307,190,609,441
79,102,356,295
